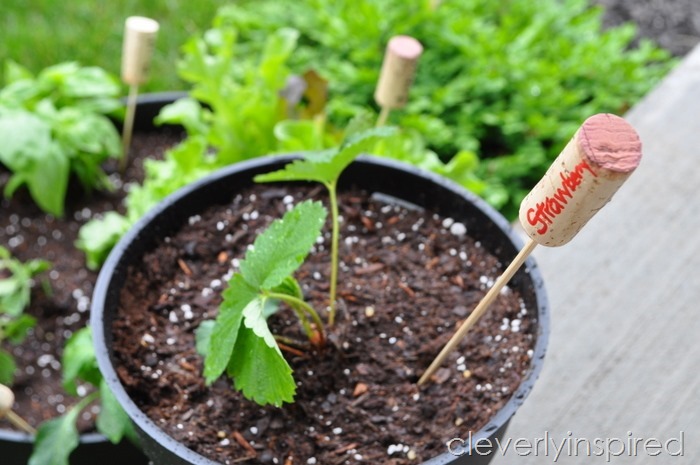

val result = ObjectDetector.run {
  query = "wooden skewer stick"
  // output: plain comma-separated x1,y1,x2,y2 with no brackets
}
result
119,16,159,173
0,383,36,435
374,36,423,127
418,113,643,385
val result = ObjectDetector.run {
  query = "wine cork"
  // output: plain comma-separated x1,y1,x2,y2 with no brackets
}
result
121,16,159,85
374,36,423,109
518,113,642,247
0,384,14,417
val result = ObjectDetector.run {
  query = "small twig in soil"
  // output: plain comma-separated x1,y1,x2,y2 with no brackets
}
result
397,281,416,298
333,443,359,455
232,430,257,457
177,258,193,276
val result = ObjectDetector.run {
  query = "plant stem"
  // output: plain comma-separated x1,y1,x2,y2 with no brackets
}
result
327,182,340,326
266,292,325,344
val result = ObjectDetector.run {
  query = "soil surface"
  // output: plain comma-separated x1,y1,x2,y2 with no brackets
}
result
113,183,539,465
593,0,700,56
0,128,183,431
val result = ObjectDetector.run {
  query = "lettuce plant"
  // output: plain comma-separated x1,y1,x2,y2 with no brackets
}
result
0,61,122,217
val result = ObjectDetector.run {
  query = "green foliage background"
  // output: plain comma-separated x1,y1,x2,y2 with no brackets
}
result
1,0,676,218
0,0,220,92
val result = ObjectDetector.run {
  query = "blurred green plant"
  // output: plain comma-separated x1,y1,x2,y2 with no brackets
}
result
77,0,676,267
0,0,220,92
0,246,50,385
0,61,122,217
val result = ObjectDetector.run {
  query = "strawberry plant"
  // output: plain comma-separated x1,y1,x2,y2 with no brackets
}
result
197,127,395,406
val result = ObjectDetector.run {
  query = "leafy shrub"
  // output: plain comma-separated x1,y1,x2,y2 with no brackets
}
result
219,0,675,216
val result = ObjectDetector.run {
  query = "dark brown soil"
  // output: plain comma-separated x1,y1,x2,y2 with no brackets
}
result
0,127,183,431
113,183,538,464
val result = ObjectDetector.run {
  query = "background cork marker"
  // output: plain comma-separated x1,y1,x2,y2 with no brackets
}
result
0,383,35,434
374,35,423,127
418,113,643,385
119,16,159,173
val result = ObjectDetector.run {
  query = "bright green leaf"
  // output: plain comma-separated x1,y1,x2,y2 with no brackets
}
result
29,405,81,465
97,380,131,444
61,327,101,395
227,325,295,407
242,297,279,351
0,349,16,385
239,200,326,290
255,127,397,186
204,274,257,384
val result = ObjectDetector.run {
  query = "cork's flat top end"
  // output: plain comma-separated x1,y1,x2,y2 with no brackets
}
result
577,113,642,173
126,16,160,33
388,35,423,60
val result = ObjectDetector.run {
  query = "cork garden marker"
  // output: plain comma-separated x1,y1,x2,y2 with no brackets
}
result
418,113,642,385
374,35,423,127
0,383,36,434
119,16,159,173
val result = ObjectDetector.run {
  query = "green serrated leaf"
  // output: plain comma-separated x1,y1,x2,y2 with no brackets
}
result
0,349,16,385
228,325,295,407
29,405,81,465
255,127,397,187
97,380,131,444
239,200,326,290
204,274,257,384
62,327,101,395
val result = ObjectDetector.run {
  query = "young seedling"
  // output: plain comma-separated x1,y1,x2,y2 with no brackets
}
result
199,200,327,406
198,127,397,407
29,328,134,465
0,246,49,385
255,126,397,325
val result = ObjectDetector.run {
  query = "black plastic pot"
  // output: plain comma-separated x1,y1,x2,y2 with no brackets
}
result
0,92,187,464
91,155,550,465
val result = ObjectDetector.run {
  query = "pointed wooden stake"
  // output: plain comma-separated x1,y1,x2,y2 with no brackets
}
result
418,113,643,386
418,239,537,385
0,383,36,435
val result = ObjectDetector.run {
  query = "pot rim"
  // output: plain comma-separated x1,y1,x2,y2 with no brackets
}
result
91,154,550,465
